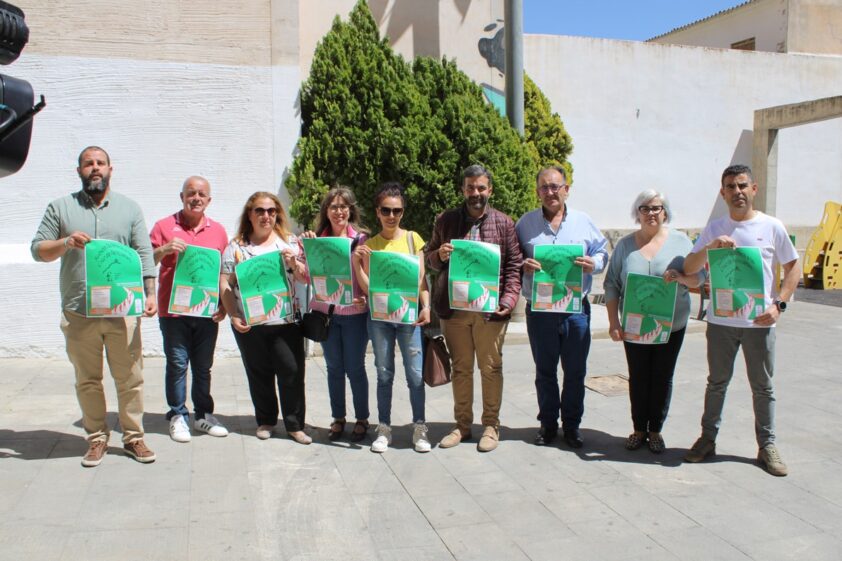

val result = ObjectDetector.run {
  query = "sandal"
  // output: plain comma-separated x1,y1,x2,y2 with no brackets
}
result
350,419,369,442
328,418,346,441
625,432,646,450
648,433,665,454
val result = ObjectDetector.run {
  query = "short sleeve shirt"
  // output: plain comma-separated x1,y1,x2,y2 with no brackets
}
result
149,212,228,318
691,212,798,328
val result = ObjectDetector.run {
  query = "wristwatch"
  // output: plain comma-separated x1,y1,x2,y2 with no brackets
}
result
774,299,787,312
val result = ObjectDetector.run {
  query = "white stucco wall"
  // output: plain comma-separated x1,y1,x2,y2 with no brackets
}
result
0,55,294,358
524,34,842,234
651,0,789,52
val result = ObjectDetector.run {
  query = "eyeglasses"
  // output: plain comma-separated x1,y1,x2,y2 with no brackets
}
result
538,183,566,194
328,204,350,213
638,205,664,214
378,206,404,217
253,207,278,217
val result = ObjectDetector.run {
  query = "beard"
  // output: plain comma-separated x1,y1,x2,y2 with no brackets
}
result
81,174,109,195
467,195,488,210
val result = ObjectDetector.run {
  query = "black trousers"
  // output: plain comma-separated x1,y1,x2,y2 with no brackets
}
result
623,328,686,433
233,323,306,432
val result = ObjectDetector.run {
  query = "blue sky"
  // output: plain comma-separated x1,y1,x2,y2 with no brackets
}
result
524,1,747,41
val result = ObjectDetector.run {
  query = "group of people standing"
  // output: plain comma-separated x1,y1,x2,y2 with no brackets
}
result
31,146,800,478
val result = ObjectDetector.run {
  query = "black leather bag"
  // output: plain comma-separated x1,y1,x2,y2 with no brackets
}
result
300,304,335,342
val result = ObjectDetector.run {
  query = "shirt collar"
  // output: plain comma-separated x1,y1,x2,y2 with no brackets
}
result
461,204,489,224
176,210,209,232
77,189,111,209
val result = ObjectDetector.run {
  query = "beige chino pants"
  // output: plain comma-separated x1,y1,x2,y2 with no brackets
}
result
440,310,509,432
60,310,145,443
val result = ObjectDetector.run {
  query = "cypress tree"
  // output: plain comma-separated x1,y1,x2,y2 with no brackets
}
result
286,0,571,237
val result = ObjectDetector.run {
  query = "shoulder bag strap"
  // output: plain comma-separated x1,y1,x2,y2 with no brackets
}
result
407,230,416,255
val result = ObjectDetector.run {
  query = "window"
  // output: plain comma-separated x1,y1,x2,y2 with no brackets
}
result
731,37,756,51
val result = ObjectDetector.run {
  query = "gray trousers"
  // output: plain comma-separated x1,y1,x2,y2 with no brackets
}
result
702,323,776,447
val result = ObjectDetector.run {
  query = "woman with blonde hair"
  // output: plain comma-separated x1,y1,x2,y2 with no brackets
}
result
220,191,311,444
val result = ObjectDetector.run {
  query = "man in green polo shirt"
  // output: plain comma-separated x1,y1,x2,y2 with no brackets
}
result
31,146,158,467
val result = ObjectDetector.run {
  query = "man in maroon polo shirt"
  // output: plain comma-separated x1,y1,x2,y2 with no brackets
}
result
150,176,229,443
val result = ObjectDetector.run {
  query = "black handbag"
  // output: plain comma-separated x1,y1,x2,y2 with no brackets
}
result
300,304,335,342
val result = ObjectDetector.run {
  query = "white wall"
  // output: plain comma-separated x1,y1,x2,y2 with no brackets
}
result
524,34,842,232
0,55,294,358
651,0,788,52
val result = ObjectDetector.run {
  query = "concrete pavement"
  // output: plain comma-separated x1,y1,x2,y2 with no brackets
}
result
1,299,841,561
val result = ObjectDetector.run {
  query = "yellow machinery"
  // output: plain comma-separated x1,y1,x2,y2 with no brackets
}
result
803,201,842,289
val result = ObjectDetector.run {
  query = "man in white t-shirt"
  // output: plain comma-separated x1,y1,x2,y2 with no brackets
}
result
682,164,800,476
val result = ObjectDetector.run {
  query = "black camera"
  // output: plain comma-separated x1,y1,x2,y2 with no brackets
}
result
0,0,45,178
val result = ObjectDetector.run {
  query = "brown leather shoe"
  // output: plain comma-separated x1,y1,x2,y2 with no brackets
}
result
123,439,156,463
81,439,108,467
477,426,499,452
439,427,471,449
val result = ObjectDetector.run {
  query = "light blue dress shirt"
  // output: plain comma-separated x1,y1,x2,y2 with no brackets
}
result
515,207,608,301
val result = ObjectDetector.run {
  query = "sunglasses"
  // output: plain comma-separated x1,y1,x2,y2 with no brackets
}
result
638,205,664,214
379,206,404,217
253,207,278,217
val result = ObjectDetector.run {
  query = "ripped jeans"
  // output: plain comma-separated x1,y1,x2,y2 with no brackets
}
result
367,317,425,425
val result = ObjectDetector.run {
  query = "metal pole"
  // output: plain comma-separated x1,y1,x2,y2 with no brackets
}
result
505,0,524,135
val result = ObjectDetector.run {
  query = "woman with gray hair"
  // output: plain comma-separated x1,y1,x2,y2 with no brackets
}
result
603,189,704,453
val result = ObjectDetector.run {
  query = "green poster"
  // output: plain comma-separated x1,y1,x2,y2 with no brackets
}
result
234,251,293,325
301,237,354,306
84,239,144,317
709,247,764,320
621,272,677,345
448,239,500,313
531,244,584,313
369,251,420,324
168,245,221,317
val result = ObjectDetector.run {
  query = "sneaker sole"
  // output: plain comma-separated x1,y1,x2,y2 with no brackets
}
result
81,454,106,467
757,456,788,476
170,433,191,443
200,430,229,438
124,449,156,463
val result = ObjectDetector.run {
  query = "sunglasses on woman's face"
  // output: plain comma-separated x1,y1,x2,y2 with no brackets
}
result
379,206,404,217
253,207,278,217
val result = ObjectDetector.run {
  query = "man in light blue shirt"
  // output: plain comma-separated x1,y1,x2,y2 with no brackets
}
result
516,166,607,448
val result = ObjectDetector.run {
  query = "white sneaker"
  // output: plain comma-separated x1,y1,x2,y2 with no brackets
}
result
412,423,431,453
194,414,229,437
169,415,191,443
371,424,392,453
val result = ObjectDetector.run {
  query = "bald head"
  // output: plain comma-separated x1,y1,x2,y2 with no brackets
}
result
180,176,212,219
182,175,210,195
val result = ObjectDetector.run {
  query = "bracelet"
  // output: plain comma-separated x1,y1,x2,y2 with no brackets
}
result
63,237,71,249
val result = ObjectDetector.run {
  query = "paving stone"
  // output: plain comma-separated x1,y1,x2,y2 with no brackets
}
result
437,522,530,561
1,300,841,560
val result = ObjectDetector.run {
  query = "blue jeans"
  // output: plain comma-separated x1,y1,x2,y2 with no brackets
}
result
525,299,591,431
159,316,219,421
321,312,370,420
367,318,425,425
